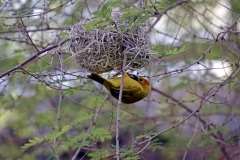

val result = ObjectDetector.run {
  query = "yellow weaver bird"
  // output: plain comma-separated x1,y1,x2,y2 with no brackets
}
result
87,72,151,104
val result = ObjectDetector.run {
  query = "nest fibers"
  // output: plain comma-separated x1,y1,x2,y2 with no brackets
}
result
69,16,155,74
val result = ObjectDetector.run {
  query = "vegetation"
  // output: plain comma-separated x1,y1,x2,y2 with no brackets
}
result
0,0,240,159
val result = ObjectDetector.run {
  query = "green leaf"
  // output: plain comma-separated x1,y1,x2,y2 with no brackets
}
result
135,131,157,140
94,0,120,19
119,6,152,27
124,155,141,160
151,45,164,55
71,113,94,126
45,125,71,140
21,137,43,149
65,132,89,147
119,148,140,160
163,45,189,56
84,0,121,31
148,138,165,152
88,149,109,160
84,18,113,31
89,126,112,142
49,0,58,3
73,140,91,148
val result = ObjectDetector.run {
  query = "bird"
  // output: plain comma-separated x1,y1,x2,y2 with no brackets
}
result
87,72,151,104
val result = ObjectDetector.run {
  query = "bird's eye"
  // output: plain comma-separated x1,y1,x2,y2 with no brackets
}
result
139,78,143,82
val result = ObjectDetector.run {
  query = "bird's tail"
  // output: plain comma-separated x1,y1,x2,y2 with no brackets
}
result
87,73,105,85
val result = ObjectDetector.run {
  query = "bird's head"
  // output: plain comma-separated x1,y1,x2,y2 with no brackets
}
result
127,73,151,93
138,77,151,92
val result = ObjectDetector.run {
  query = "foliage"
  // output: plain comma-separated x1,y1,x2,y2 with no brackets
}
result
88,149,110,160
84,0,121,31
0,0,240,160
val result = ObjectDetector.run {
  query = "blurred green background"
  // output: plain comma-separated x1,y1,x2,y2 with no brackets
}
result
0,0,240,159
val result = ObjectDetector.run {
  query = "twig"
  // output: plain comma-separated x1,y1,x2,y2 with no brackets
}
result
116,53,128,160
216,14,240,40
153,42,216,78
71,94,109,160
18,16,39,52
148,63,240,159
136,140,151,155
52,53,64,160
0,0,72,19
52,90,62,160
147,0,188,34
0,39,69,79
0,27,70,34
182,122,200,160
138,98,202,145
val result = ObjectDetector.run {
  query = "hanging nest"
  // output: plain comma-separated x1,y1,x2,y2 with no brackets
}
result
69,13,155,74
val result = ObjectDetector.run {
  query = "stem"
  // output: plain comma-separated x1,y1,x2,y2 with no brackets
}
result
116,53,128,160
71,94,109,160
53,53,64,160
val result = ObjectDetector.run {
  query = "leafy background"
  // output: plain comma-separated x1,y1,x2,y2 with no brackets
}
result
0,0,240,160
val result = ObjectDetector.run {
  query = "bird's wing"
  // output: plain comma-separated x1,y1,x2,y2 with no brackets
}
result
110,86,139,100
127,73,138,81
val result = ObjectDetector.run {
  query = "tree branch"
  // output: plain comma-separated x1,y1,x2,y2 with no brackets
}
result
116,53,128,160
0,39,69,79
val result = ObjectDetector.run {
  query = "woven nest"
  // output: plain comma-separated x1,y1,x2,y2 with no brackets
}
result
69,14,154,74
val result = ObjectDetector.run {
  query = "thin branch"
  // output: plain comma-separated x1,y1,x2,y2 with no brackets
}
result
52,53,64,160
71,94,109,160
147,64,240,159
0,0,73,19
0,39,69,79
182,122,200,160
136,140,151,155
18,16,39,52
217,14,240,40
116,53,128,160
153,42,216,79
0,27,70,34
147,0,188,34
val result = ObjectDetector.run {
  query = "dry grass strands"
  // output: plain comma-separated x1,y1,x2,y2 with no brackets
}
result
69,15,155,74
